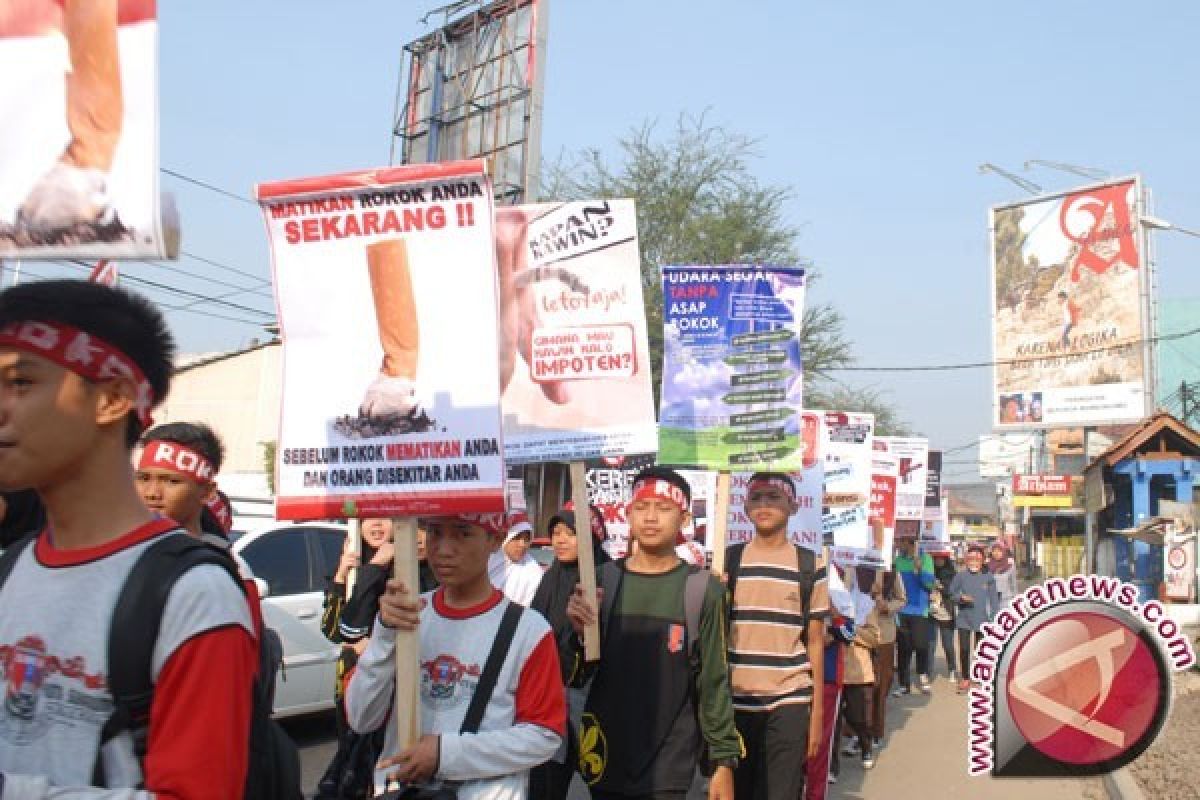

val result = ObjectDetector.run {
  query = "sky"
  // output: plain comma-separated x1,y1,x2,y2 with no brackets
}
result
28,0,1200,481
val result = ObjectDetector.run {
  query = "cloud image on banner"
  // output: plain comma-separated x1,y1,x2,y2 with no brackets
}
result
0,1,169,259
258,160,505,520
991,177,1149,429
659,265,806,471
499,199,657,464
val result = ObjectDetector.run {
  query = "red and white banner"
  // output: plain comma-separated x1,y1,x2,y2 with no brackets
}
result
1013,474,1072,495
874,436,929,521
258,160,505,520
822,410,879,567
501,199,656,463
0,1,167,259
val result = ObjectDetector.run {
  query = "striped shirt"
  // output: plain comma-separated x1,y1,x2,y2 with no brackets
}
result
729,539,830,711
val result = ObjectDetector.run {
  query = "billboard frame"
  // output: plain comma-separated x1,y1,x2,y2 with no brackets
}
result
988,174,1156,431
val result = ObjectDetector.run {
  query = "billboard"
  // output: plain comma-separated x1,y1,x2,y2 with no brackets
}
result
0,1,170,259
991,177,1151,429
257,160,505,520
499,199,657,464
394,0,547,205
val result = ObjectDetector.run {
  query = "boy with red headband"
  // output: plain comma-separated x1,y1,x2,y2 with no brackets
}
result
566,466,741,800
0,280,257,797
347,512,565,798
135,421,224,541
725,472,829,800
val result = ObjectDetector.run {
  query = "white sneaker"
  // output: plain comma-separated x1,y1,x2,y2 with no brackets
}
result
919,675,932,694
862,754,876,769
360,374,420,418
827,773,837,785
16,163,115,232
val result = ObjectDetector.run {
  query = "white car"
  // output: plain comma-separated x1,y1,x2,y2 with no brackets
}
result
231,521,347,718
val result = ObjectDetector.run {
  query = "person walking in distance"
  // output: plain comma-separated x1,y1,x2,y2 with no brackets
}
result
927,548,958,682
950,545,998,693
892,537,935,695
725,473,829,800
987,540,1018,609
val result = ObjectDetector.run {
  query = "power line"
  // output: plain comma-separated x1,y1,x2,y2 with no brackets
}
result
62,261,274,318
161,167,256,206
827,325,1200,373
177,249,271,287
127,259,273,300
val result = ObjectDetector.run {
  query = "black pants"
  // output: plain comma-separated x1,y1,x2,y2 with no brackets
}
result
896,614,931,688
958,628,982,678
928,622,956,677
530,725,578,800
839,685,873,758
733,704,810,800
591,792,687,800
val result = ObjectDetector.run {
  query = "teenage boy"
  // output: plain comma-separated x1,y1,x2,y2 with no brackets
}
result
346,513,565,799
725,472,829,800
0,280,257,797
135,421,224,540
566,466,741,800
893,537,936,695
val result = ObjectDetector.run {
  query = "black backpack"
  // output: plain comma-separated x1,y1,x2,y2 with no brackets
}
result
0,531,303,799
725,541,819,633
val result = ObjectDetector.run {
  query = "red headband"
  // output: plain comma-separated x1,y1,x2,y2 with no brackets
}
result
206,491,233,534
138,440,216,484
0,320,155,428
451,513,508,536
746,477,797,503
630,478,689,514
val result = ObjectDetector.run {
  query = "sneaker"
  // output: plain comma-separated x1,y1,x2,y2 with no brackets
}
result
16,162,115,233
360,374,421,418
891,685,910,697
841,737,859,756
862,753,876,770
919,675,932,694
828,773,838,785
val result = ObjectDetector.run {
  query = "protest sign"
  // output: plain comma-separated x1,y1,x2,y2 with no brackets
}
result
867,451,899,564
821,411,879,566
658,266,807,471
920,497,950,549
585,453,657,559
875,436,929,521
1,2,170,259
991,178,1150,428
925,449,942,508
258,160,505,520
500,199,657,463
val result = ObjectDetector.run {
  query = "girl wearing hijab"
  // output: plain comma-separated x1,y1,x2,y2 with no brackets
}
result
927,549,958,682
529,504,611,800
987,539,1018,609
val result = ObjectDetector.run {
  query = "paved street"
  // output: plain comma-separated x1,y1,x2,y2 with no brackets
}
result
286,712,338,798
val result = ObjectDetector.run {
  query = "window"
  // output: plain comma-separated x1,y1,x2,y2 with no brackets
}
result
314,528,347,582
241,532,312,597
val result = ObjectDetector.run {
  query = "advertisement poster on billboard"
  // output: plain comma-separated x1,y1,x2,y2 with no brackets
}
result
659,265,807,471
822,411,877,566
875,437,929,521
500,199,657,464
0,2,169,259
991,178,1149,428
258,160,505,520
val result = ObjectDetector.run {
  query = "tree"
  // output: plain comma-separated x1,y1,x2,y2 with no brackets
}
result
545,113,900,426
806,383,912,437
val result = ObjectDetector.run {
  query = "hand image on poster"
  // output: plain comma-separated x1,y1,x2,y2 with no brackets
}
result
1,0,165,257
991,178,1148,428
258,160,505,520
498,200,657,464
658,266,807,471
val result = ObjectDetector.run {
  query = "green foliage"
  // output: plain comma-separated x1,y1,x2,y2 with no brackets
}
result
262,440,276,495
544,113,855,409
805,383,913,437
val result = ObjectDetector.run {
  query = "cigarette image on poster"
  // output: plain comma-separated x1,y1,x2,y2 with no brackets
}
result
659,265,807,471
499,200,657,464
258,160,505,520
991,177,1148,428
0,0,167,258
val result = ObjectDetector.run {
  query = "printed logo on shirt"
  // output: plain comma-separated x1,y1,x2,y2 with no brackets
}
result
666,624,685,654
578,712,607,785
420,654,482,711
0,634,110,746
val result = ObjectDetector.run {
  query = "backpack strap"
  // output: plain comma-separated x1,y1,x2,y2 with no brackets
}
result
723,542,748,603
597,560,623,648
0,532,37,591
683,566,710,674
793,544,818,632
460,601,524,735
93,533,244,787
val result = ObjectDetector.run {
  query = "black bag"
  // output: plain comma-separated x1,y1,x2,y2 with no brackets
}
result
377,602,525,800
0,532,303,798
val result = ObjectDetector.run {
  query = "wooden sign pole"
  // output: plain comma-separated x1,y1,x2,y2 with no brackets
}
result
392,516,421,750
345,519,361,599
568,461,601,662
709,471,732,577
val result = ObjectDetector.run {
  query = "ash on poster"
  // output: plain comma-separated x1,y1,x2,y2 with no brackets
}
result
874,436,929,521
500,199,657,464
258,160,505,520
991,178,1149,428
0,1,168,258
820,411,877,566
659,266,806,471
